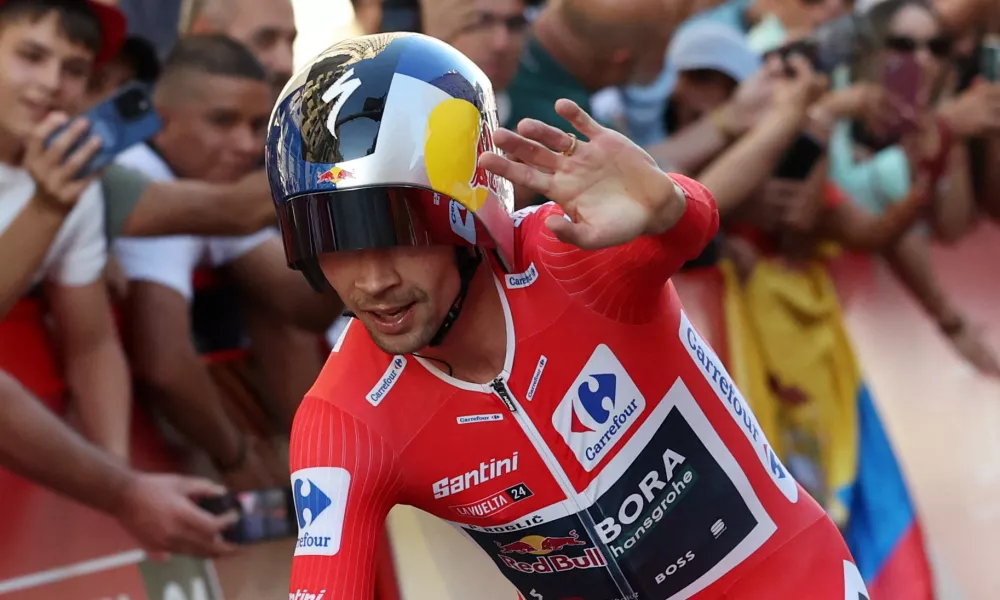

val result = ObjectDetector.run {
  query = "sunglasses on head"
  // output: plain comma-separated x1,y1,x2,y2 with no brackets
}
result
885,35,952,57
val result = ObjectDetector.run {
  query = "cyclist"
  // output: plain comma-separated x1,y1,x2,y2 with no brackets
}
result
268,33,869,600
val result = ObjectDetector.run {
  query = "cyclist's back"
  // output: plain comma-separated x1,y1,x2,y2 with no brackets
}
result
288,190,865,599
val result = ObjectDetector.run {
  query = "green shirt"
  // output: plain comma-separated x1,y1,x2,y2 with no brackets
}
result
506,36,595,139
100,163,151,243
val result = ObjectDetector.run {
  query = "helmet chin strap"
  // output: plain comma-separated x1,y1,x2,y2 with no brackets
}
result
428,247,482,347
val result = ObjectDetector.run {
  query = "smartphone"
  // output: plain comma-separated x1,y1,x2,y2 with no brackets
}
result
199,487,297,545
773,133,825,180
45,81,162,178
980,36,1000,82
773,14,877,75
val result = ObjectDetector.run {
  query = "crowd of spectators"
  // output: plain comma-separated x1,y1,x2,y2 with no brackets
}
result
1,0,999,592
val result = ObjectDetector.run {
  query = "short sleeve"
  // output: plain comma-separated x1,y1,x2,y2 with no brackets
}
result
101,164,152,243
48,183,108,287
113,235,203,300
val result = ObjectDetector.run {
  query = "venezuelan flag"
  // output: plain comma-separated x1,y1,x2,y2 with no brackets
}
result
719,258,934,599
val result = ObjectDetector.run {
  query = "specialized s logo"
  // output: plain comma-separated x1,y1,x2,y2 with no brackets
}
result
292,467,351,556
321,67,362,139
553,345,646,471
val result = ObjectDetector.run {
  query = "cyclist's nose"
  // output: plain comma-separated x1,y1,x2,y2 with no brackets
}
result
353,249,402,296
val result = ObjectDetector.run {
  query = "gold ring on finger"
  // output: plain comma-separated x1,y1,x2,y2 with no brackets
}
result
562,133,577,157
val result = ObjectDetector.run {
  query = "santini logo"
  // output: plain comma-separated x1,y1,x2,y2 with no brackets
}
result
367,356,406,406
505,263,538,289
292,467,351,557
432,452,519,499
553,345,646,472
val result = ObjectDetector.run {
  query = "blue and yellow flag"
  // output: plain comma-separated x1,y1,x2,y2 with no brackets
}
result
720,258,934,598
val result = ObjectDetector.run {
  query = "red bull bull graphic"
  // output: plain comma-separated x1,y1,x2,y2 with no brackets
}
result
316,166,354,185
495,530,604,574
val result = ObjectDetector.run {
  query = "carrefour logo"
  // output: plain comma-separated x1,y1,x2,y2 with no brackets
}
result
292,467,351,556
367,355,406,406
553,345,646,472
677,311,799,503
505,263,538,289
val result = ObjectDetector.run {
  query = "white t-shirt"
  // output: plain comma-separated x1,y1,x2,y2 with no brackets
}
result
112,144,276,300
0,163,107,288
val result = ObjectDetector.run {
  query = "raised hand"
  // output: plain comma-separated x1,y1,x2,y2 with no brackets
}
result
479,99,683,250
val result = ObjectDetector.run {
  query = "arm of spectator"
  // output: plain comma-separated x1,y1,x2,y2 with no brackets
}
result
698,109,811,218
229,236,344,332
0,198,70,317
124,282,275,490
46,279,131,460
1,113,103,316
931,144,978,243
0,370,238,556
883,231,1000,376
978,137,1000,220
822,181,930,252
645,65,778,174
105,166,276,239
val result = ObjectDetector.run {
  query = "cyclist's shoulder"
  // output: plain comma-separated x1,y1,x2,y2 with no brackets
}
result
308,319,402,406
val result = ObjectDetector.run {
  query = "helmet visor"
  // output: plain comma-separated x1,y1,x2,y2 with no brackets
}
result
277,186,495,269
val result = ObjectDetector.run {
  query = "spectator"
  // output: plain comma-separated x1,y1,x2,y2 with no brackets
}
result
827,0,1000,374
421,0,528,125
506,0,673,138
0,0,130,459
113,36,296,488
180,0,296,90
175,0,329,426
0,370,236,557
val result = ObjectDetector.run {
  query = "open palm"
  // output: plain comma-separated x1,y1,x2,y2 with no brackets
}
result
480,99,673,249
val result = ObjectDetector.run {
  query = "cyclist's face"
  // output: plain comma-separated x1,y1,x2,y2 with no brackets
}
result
320,246,460,354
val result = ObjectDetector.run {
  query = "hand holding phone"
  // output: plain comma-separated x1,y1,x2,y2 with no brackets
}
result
23,112,103,212
199,487,297,545
44,82,162,180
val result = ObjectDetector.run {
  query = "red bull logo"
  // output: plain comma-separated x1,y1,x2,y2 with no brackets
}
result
316,166,354,185
495,530,604,574
424,98,502,212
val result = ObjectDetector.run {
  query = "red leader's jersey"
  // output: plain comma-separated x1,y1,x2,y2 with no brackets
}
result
287,175,869,600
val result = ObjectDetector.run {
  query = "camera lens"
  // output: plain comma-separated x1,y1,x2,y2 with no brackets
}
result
114,88,151,121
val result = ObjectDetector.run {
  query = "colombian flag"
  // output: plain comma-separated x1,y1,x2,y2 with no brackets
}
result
717,258,934,599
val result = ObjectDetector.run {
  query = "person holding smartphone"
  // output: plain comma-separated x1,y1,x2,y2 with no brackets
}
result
0,0,133,458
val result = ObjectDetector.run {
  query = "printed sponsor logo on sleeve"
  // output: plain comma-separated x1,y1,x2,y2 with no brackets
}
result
505,263,539,289
366,355,406,406
291,467,351,557
678,311,799,503
457,413,504,424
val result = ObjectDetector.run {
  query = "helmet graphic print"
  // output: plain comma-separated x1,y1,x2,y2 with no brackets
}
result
265,32,515,290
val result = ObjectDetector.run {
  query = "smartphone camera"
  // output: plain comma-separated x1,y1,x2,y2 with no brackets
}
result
113,87,153,121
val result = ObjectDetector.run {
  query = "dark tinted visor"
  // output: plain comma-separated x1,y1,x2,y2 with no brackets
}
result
277,186,491,269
